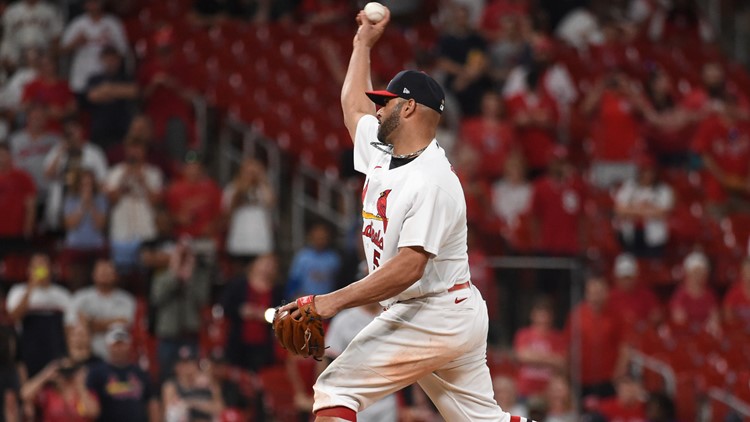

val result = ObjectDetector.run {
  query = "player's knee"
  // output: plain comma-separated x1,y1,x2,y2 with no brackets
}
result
315,406,357,422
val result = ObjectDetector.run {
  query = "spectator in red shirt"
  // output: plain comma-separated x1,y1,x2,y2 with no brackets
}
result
608,254,662,340
690,96,750,214
138,28,195,161
20,358,100,422
0,142,36,259
669,251,720,335
220,254,282,372
21,53,76,133
582,69,648,189
460,91,517,179
642,67,695,166
480,0,529,41
513,297,566,398
565,274,627,399
681,63,749,116
505,69,559,175
453,145,494,234
597,375,647,422
530,147,585,256
722,257,750,330
165,151,222,239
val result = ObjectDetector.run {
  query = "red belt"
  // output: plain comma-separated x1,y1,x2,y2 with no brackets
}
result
447,281,471,292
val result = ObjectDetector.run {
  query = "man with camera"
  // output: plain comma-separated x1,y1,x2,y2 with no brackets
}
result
151,237,211,382
20,358,100,421
105,136,163,271
42,117,107,231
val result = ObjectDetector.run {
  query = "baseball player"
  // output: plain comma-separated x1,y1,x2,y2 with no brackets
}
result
278,6,531,422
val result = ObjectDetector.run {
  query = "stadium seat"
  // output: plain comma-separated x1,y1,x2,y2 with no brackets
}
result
674,373,699,421
0,254,30,284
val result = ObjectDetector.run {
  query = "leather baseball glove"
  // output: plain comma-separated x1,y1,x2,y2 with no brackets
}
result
273,295,325,360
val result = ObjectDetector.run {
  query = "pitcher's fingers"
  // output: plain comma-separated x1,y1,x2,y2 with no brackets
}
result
375,6,391,27
278,302,298,314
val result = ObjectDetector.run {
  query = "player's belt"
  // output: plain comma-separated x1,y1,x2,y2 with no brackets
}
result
447,281,471,292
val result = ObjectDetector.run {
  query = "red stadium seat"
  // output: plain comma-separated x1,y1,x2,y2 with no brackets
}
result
257,365,298,422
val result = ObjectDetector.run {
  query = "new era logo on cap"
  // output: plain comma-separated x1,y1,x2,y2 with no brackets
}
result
365,70,446,114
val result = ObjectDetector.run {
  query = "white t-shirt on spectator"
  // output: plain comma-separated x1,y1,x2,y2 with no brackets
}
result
555,8,604,49
0,1,63,64
6,283,72,323
615,180,674,247
491,180,532,227
61,14,128,93
503,64,578,111
66,287,136,358
105,163,163,242
9,129,61,197
222,183,274,257
1,68,37,111
325,307,398,422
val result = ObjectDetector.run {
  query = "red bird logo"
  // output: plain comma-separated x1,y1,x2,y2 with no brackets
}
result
377,189,392,233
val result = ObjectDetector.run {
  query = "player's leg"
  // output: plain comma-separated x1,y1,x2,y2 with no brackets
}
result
417,353,510,421
416,286,516,421
312,296,475,417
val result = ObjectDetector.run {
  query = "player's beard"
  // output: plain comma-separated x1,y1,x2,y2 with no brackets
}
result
377,101,403,145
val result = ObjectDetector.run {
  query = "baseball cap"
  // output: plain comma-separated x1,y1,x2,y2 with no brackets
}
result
614,254,638,278
365,70,446,114
105,324,131,345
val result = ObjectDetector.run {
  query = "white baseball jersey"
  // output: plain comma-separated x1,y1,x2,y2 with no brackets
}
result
354,114,471,307
312,114,532,422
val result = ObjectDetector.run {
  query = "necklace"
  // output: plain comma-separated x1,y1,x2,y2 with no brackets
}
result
370,142,429,159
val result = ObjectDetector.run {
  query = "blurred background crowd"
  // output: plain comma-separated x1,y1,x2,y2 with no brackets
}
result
0,0,749,421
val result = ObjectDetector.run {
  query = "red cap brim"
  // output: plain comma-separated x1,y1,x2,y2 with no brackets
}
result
365,90,399,106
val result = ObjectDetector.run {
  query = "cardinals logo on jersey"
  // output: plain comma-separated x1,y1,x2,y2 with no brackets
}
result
377,189,392,232
362,189,392,242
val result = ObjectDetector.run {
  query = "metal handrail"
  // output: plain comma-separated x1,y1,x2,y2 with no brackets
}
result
707,387,750,419
629,349,677,396
291,165,357,250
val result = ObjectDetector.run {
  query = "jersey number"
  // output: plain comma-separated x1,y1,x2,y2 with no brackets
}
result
372,250,381,270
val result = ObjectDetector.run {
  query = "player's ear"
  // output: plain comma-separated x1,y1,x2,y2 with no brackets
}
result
402,98,417,118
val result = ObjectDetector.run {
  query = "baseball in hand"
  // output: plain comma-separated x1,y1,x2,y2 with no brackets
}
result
364,2,386,23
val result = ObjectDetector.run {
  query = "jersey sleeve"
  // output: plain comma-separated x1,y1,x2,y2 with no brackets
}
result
353,114,380,174
398,183,458,256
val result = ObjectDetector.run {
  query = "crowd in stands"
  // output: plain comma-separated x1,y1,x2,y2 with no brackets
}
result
0,0,748,421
